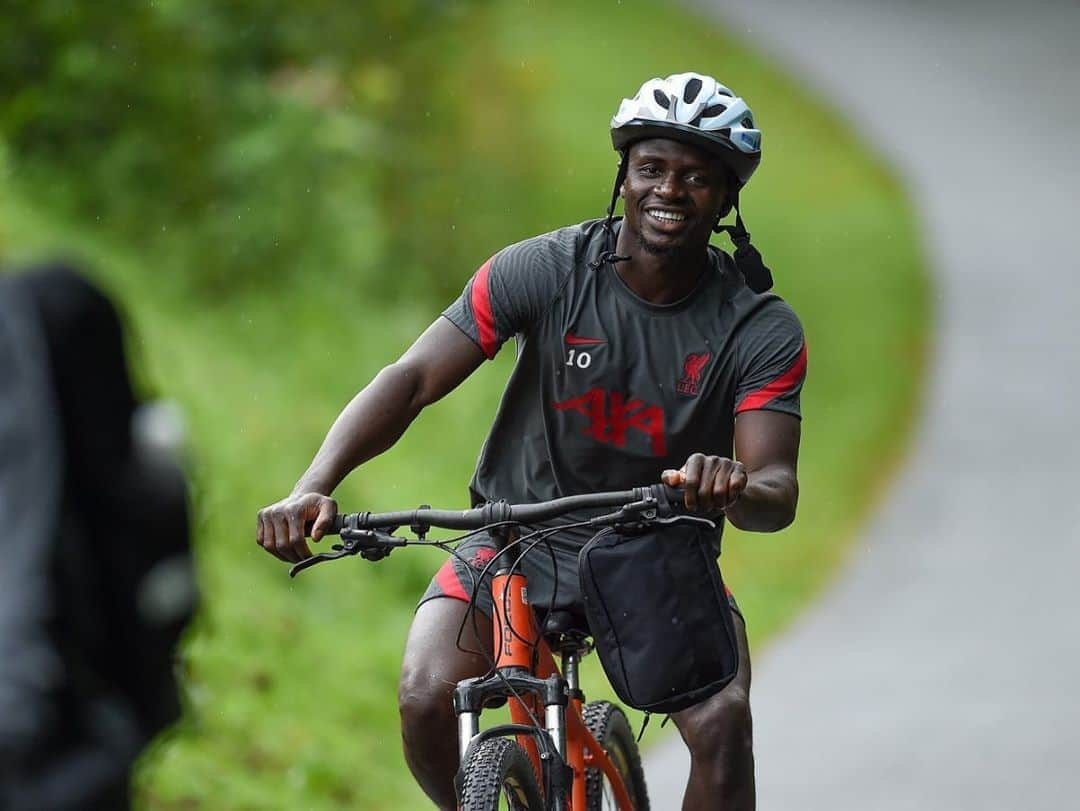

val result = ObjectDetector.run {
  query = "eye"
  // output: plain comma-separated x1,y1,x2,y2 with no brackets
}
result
637,164,661,177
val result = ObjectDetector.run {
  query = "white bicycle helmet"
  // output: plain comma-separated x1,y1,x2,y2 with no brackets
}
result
593,73,773,293
611,72,761,188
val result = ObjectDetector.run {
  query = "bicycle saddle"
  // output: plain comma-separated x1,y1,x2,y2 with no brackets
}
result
542,610,590,644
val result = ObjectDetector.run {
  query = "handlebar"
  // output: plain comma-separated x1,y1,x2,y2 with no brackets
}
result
323,484,685,535
291,484,704,577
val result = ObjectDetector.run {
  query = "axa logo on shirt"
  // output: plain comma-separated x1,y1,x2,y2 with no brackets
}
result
553,388,667,456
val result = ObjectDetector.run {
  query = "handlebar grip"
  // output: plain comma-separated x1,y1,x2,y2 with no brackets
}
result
660,483,686,507
303,514,345,537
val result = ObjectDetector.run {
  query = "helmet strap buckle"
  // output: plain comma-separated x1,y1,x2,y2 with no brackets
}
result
714,198,774,294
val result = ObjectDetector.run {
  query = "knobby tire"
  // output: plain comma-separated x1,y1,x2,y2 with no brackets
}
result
458,737,545,810
583,701,650,810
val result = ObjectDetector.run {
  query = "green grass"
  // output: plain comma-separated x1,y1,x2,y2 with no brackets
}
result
0,1,930,808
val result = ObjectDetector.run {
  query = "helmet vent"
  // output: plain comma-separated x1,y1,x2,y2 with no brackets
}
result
701,103,728,118
741,117,754,129
683,77,703,103
653,89,671,109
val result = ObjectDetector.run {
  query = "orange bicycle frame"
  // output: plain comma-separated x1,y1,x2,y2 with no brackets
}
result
487,569,636,810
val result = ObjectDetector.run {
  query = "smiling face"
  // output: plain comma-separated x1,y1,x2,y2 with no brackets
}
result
620,138,731,258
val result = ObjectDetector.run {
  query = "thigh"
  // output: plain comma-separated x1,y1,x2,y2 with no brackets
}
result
401,596,495,694
670,609,752,738
417,535,499,618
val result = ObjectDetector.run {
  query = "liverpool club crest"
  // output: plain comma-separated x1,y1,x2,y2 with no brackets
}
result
676,352,712,396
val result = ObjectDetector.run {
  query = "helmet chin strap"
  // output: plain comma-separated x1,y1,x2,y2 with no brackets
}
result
713,195,774,293
590,153,632,270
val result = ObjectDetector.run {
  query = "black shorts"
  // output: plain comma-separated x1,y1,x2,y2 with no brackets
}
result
418,532,741,623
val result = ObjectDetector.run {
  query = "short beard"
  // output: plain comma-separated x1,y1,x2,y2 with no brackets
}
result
635,230,686,259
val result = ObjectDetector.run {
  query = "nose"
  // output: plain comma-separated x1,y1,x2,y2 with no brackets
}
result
655,171,685,199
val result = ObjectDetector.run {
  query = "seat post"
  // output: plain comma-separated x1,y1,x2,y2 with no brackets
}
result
561,647,581,693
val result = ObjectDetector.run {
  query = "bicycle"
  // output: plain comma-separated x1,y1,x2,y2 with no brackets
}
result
290,483,714,810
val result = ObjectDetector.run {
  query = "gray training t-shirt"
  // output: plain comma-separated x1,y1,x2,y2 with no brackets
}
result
434,218,807,615
443,218,806,552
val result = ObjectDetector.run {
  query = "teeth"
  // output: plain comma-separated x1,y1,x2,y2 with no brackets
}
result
648,210,686,222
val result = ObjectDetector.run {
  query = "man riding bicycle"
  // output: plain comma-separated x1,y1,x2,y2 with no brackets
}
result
258,73,805,810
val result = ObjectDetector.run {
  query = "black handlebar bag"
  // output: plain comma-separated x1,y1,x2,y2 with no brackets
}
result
578,523,739,714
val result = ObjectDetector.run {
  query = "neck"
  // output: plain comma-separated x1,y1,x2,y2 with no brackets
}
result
612,224,711,304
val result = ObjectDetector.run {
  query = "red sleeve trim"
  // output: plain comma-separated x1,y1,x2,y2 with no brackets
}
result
470,258,497,359
736,340,808,413
434,560,469,602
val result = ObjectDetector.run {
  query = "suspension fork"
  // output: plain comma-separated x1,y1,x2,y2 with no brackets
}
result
454,569,569,761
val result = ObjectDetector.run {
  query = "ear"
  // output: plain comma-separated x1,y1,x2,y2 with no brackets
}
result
619,182,626,198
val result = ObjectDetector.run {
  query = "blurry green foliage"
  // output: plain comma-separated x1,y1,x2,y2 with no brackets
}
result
0,0,486,299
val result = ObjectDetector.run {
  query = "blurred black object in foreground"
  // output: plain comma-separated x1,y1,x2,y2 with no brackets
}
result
0,265,196,810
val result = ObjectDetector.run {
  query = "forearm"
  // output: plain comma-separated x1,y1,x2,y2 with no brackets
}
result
292,362,428,495
723,463,798,532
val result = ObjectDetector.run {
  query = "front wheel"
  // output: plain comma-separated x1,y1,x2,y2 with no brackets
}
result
583,701,650,810
458,737,545,810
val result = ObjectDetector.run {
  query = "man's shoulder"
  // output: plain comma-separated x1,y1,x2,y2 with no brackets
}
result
729,285,805,359
494,219,608,271
718,257,801,322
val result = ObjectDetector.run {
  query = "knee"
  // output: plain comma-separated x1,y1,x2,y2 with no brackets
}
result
681,685,753,766
398,660,455,738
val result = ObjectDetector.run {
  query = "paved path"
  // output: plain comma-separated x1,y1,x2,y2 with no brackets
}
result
645,2,1080,808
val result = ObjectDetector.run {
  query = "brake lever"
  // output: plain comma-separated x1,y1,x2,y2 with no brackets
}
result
288,529,407,578
288,545,355,577
586,495,662,527
654,514,719,531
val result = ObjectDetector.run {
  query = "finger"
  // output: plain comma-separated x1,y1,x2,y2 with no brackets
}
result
310,498,337,542
711,460,734,510
725,465,749,509
260,511,287,561
286,511,313,561
258,513,278,555
272,511,299,563
660,469,684,486
256,510,266,546
682,454,705,511
698,456,721,513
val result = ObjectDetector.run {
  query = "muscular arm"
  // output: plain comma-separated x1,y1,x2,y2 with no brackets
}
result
723,410,800,532
662,410,800,533
295,318,485,494
258,317,485,561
